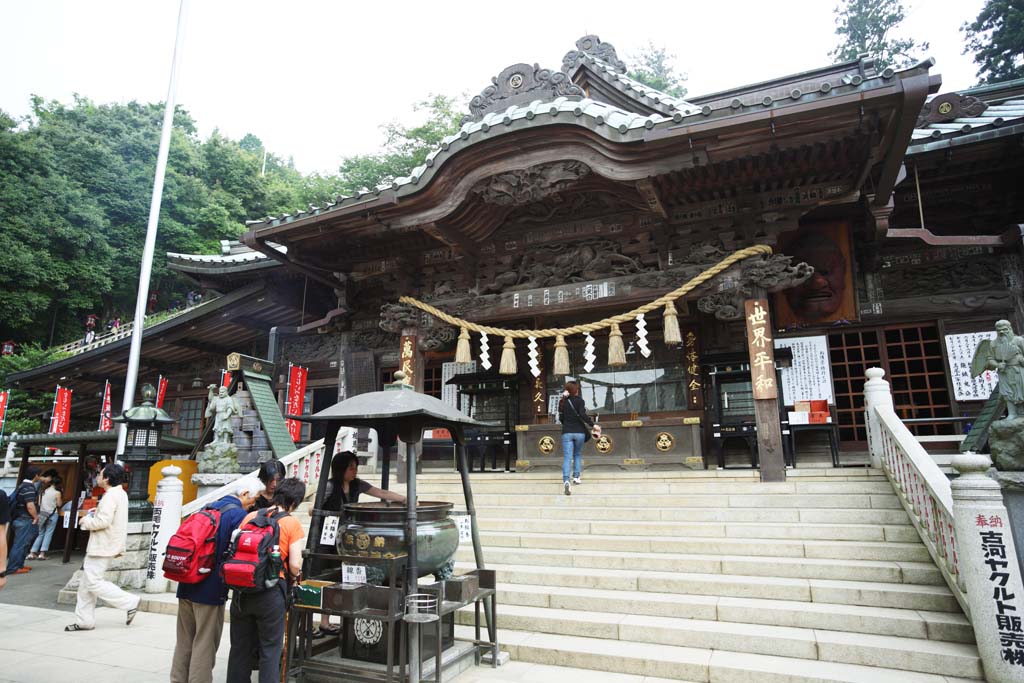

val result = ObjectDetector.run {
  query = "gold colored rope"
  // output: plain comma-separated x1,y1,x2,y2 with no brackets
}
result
399,244,772,339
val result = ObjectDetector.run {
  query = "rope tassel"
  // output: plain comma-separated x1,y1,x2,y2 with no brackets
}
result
553,335,570,376
499,336,517,375
663,301,681,345
455,327,472,363
608,323,626,367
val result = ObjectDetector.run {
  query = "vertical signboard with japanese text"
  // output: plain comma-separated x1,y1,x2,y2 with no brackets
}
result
98,380,113,432
399,335,416,386
745,300,777,400
49,386,72,434
682,326,703,410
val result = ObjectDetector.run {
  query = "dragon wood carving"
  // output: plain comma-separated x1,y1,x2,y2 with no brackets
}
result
472,161,591,207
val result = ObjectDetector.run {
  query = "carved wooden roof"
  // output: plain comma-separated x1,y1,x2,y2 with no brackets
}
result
909,78,1024,153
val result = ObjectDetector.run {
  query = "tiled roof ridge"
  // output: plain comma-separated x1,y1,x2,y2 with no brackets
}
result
243,58,915,232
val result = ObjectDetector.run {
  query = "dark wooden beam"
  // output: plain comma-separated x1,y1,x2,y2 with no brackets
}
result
635,179,668,218
165,338,235,356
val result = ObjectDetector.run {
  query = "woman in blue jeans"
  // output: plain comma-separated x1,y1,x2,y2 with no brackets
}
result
29,475,62,561
559,381,594,496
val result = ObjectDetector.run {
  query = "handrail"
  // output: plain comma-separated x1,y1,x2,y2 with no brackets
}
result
871,405,968,616
181,438,326,517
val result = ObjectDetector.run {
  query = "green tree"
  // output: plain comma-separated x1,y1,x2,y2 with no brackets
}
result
829,0,929,68
962,0,1024,84
0,345,70,436
335,94,462,194
627,43,688,98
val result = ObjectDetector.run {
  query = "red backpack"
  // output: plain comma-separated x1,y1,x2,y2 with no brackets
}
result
163,502,240,584
221,508,288,593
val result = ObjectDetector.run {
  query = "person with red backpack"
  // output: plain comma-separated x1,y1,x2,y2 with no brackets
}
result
225,477,306,683
170,479,262,683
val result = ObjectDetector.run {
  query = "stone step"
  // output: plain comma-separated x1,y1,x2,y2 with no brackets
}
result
454,604,981,678
477,516,918,542
407,468,888,481
411,480,897,495
465,504,914,525
423,492,902,509
477,529,931,561
456,562,961,612
454,546,944,585
454,626,982,683
492,582,973,643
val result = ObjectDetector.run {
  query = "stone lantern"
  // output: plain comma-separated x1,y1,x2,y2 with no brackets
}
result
113,383,175,522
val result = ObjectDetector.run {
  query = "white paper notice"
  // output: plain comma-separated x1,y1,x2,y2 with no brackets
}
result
774,335,834,405
342,564,367,584
453,514,472,542
320,515,340,546
944,331,999,401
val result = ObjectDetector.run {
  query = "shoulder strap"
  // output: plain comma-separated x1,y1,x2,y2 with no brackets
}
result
565,396,591,425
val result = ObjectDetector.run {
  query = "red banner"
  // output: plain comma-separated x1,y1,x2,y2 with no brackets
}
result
98,381,113,432
0,390,9,438
49,386,72,434
285,364,308,442
221,370,232,388
156,375,169,409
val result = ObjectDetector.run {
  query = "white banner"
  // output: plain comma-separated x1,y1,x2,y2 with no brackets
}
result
945,331,998,401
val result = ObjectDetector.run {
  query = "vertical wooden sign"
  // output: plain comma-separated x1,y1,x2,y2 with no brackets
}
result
399,335,416,386
532,347,547,418
682,326,703,410
745,299,778,400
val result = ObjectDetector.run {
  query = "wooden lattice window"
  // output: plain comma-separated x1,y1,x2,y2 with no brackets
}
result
883,324,954,437
423,365,444,399
828,329,882,443
829,323,955,446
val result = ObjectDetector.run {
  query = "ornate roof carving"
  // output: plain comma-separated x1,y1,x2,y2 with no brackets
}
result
471,161,591,206
562,35,626,74
466,63,584,122
916,93,988,127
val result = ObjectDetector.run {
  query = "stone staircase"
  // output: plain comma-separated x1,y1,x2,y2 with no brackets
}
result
371,468,983,683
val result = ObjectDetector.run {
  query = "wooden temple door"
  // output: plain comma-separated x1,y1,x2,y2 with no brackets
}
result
829,323,954,449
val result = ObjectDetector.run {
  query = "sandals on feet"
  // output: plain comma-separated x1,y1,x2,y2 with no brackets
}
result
126,607,138,626
65,624,92,632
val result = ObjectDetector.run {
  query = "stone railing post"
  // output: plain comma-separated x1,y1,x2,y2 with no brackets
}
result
863,368,893,469
952,451,1024,680
145,465,183,594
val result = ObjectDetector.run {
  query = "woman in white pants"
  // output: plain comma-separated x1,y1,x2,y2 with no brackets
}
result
65,463,141,631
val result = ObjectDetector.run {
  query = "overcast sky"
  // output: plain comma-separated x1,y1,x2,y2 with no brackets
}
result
1,0,986,174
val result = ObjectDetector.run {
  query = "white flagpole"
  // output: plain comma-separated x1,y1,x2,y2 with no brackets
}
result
117,0,190,457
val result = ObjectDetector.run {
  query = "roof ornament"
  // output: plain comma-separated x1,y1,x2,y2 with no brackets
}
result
466,62,584,122
916,92,988,127
561,34,627,74
470,161,591,206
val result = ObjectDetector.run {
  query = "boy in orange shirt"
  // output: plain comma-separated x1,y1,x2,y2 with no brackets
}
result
226,477,306,683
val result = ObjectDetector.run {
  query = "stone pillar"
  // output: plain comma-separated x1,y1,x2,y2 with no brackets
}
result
863,368,893,470
145,465,183,594
951,451,1024,681
191,472,243,500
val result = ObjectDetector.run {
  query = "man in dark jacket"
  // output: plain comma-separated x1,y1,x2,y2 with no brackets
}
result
170,479,263,683
7,467,51,574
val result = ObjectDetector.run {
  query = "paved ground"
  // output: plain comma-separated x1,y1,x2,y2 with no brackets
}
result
0,550,82,610
0,601,668,683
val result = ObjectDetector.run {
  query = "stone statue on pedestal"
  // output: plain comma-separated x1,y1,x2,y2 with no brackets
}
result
976,320,1024,470
197,384,241,474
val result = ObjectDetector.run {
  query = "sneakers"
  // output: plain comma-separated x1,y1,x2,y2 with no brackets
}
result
572,477,582,485
563,481,571,496
13,568,31,575
27,553,38,561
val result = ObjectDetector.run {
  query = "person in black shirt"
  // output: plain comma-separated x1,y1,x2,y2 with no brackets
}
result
250,459,286,511
313,452,405,637
559,381,595,496
0,488,10,590
8,467,50,574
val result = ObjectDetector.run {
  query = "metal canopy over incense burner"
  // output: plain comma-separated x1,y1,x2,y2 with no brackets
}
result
290,371,495,683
